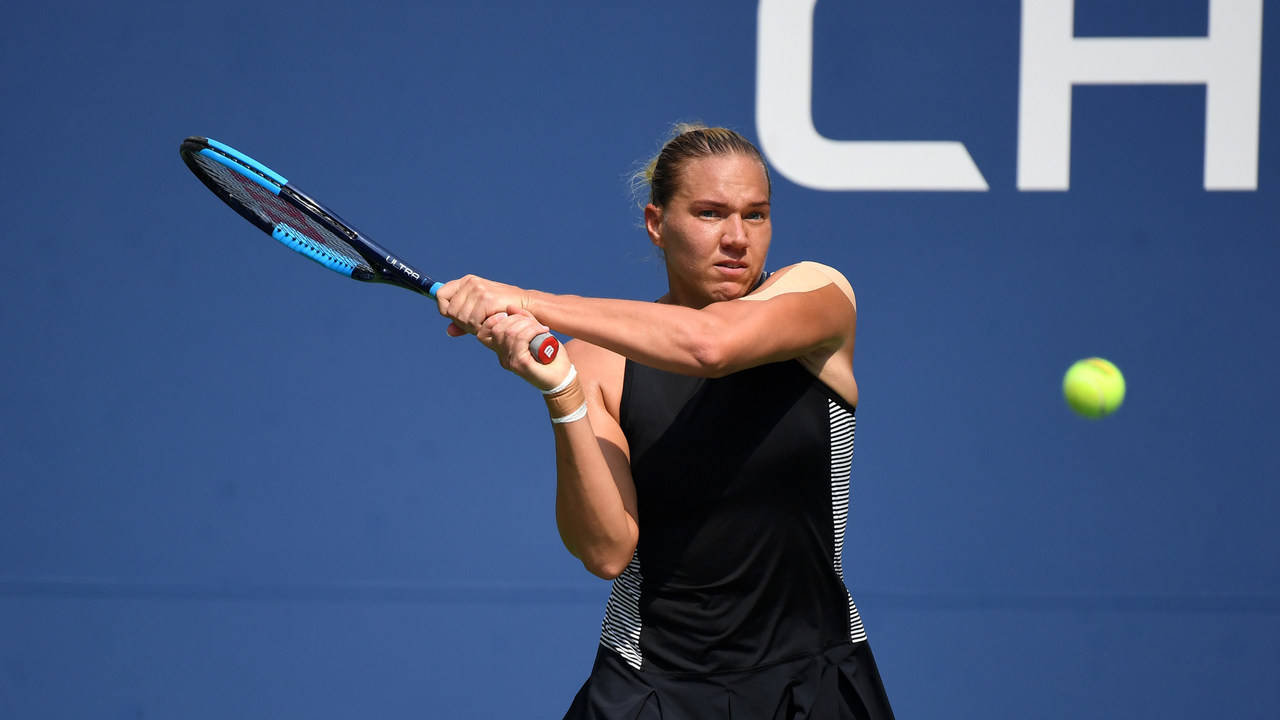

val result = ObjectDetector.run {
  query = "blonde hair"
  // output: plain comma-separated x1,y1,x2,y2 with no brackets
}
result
631,123,771,208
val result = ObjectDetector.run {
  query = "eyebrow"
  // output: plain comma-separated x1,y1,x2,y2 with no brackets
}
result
690,199,771,209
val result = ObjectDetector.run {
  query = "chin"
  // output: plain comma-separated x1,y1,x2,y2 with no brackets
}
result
708,281,752,302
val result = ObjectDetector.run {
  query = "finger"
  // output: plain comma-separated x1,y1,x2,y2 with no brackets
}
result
487,312,527,345
493,315,535,364
475,312,508,348
477,312,509,342
434,278,460,316
439,276,483,329
457,291,491,331
490,313,531,346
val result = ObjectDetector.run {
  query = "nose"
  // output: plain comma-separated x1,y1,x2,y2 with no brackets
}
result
721,214,748,249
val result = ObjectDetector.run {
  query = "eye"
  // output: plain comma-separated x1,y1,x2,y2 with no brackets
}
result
746,211,767,221
698,209,720,219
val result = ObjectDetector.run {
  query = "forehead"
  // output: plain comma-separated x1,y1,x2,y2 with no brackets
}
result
672,154,770,203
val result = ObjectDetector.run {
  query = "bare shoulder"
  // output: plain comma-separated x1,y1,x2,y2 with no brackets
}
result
565,338,626,421
747,261,856,311
750,262,859,406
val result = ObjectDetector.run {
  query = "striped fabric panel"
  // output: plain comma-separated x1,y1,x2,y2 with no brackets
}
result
599,553,644,669
829,400,867,644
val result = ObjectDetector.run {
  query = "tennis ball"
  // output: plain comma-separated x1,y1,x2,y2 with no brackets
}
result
1062,358,1125,419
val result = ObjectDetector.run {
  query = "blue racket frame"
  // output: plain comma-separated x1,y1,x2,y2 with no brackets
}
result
181,136,443,297
180,136,559,363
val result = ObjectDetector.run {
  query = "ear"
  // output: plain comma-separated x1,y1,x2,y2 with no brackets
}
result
644,204,664,249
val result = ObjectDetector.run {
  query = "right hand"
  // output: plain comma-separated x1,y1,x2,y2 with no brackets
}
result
478,307,572,391
436,275,532,338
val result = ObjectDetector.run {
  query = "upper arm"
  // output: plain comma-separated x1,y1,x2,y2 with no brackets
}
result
697,262,856,375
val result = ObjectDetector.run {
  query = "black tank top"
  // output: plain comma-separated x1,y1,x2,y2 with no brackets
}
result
598,359,867,674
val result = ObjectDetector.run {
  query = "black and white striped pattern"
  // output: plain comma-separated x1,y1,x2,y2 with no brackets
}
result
599,553,644,669
597,402,865,669
829,400,867,644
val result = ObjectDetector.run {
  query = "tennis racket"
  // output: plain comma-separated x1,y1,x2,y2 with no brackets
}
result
179,136,559,363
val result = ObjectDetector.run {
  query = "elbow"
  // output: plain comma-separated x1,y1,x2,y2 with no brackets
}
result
584,557,629,581
577,544,636,580
687,335,734,378
682,310,751,377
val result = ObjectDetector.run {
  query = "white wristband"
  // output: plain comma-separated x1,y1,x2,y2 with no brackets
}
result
541,364,578,395
550,402,588,424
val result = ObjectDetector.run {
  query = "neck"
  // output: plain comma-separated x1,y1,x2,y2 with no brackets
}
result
659,281,712,309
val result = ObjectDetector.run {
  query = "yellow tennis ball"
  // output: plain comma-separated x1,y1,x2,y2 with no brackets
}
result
1063,358,1125,419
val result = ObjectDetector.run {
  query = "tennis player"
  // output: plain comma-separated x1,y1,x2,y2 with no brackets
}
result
437,125,895,719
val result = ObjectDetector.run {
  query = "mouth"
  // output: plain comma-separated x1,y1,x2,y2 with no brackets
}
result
714,260,749,275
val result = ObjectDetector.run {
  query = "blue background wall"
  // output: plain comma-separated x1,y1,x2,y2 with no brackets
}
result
2,1,1276,717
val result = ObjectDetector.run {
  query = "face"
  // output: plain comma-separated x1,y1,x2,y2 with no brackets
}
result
645,153,772,308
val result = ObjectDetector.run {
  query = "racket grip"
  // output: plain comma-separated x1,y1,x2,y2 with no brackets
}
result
530,332,559,364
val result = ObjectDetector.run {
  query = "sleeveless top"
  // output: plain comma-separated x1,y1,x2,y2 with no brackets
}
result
598,359,866,674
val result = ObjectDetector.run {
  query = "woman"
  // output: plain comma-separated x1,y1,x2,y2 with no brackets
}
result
437,125,894,719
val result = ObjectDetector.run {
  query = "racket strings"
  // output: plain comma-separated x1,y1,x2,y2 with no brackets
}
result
192,153,373,275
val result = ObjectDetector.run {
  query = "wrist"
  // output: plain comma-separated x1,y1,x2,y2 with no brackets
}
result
543,364,587,423
524,289,551,322
540,364,578,395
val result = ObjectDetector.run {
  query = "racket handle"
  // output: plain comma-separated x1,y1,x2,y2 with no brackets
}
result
530,332,559,364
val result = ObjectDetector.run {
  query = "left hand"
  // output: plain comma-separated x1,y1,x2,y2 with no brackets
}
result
478,307,572,391
436,275,532,337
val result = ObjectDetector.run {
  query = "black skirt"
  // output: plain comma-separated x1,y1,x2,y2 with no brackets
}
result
563,641,895,720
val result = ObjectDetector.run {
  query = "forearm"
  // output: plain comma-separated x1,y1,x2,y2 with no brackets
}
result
463,310,637,579
528,291,729,376
438,274,796,376
551,418,638,579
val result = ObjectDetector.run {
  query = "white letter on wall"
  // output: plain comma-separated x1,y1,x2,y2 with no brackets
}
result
1018,0,1263,191
756,0,989,191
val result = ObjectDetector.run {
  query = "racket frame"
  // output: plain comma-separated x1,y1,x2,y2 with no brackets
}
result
181,136,559,363
181,136,441,296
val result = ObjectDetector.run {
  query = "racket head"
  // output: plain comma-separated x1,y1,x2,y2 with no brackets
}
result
180,136,557,363
180,136,437,292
